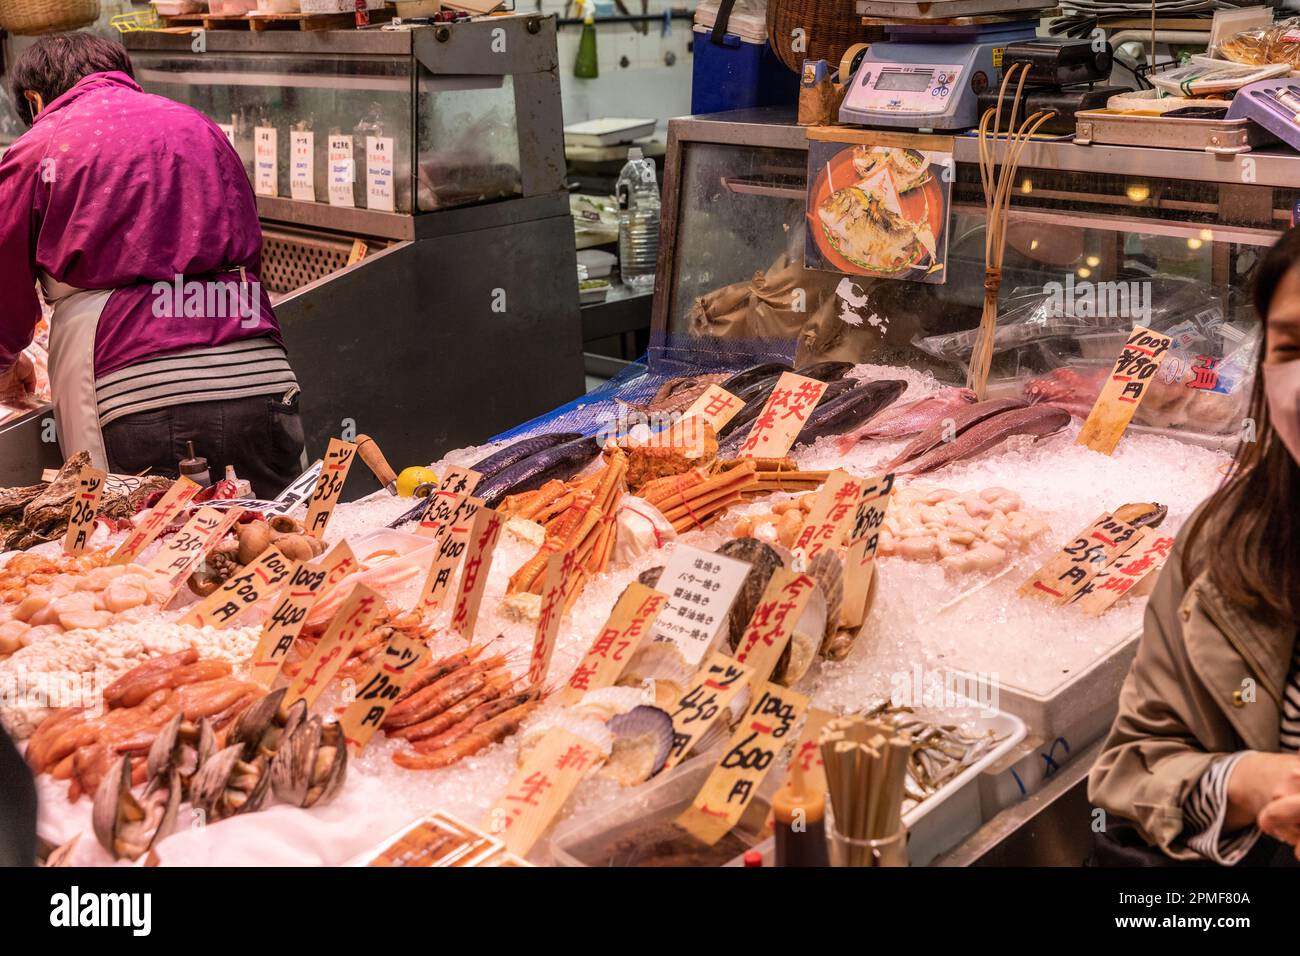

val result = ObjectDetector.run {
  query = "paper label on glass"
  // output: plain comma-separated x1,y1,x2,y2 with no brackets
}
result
365,135,395,212
328,135,355,207
217,123,235,147
254,126,277,197
290,131,315,201
646,544,751,667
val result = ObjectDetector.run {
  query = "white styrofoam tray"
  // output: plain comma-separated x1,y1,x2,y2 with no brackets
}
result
564,118,657,148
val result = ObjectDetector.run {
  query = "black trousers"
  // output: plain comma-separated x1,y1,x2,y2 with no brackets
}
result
101,392,306,500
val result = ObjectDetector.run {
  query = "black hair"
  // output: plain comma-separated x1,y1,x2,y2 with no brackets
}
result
9,32,133,127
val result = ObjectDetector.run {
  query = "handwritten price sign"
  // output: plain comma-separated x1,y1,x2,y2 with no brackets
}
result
180,545,294,629
556,582,666,706
283,584,384,711
417,468,482,538
683,384,744,432
737,372,827,459
305,438,357,539
1072,530,1175,616
62,464,106,556
247,546,347,688
663,652,753,771
417,496,481,613
1076,325,1173,455
528,549,578,687
1019,512,1144,605
841,471,893,629
733,569,818,682
793,469,864,563
145,507,242,595
448,506,503,642
111,476,201,565
337,630,429,751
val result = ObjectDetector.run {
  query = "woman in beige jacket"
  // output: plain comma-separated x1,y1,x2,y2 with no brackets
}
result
1088,229,1300,864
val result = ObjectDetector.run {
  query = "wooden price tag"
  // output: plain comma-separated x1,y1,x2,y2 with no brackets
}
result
144,506,242,593
1076,325,1173,455
305,438,358,539
677,681,809,845
110,476,201,565
283,583,384,711
736,372,827,459
484,728,607,858
448,506,504,641
1072,530,1176,616
247,552,337,688
320,539,358,590
555,582,667,706
663,652,754,771
784,707,834,800
733,568,818,682
180,545,294,629
841,472,894,629
417,468,482,538
1019,512,1144,605
62,464,106,556
792,469,864,562
527,549,578,687
416,496,482,612
337,630,429,752
683,384,745,432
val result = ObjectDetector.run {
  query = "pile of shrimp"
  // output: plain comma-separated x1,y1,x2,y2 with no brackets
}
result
0,556,172,658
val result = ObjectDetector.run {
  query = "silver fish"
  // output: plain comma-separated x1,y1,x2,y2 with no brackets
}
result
895,404,1071,475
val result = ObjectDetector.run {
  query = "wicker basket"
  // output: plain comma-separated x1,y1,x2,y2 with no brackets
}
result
0,0,101,35
766,0,872,75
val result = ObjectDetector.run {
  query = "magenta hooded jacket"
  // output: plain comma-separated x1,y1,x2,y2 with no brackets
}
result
0,71,282,377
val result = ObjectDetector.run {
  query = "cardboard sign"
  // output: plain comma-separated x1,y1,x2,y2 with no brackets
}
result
290,130,314,201
556,582,666,706
144,506,241,592
784,707,834,800
1076,325,1174,455
527,549,578,687
110,476,202,565
448,506,504,641
792,469,864,562
683,384,744,432
677,681,809,845
254,126,277,197
417,496,482,613
62,464,106,556
485,728,606,858
283,584,384,711
736,372,828,459
305,438,357,539
1072,531,1176,616
247,551,339,688
327,135,355,208
180,545,294,629
663,652,754,771
1019,512,1144,605
417,469,483,538
365,135,396,212
337,630,429,751
646,544,751,668
733,569,818,682
841,472,894,629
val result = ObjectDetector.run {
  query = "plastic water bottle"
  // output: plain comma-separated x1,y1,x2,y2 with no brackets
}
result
616,147,660,292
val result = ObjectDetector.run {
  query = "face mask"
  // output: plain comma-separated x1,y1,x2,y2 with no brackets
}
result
1265,361,1300,465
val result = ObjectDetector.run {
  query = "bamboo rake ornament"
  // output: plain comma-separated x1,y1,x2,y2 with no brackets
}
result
967,63,1058,400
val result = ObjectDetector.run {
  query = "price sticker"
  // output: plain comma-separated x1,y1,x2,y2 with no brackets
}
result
485,728,607,858
555,582,666,706
416,496,482,613
527,549,578,687
736,372,828,459
733,568,818,683
1019,512,1144,605
180,545,294,629
448,506,504,642
792,469,864,563
646,544,751,668
247,551,339,688
1076,325,1173,455
677,681,809,845
663,652,754,771
111,476,202,565
305,438,357,539
682,384,744,432
62,464,106,556
290,130,315,201
337,630,429,752
840,472,894,629
254,126,277,198
144,506,242,594
283,584,385,711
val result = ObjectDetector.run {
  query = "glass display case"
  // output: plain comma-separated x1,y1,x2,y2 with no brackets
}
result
654,110,1288,446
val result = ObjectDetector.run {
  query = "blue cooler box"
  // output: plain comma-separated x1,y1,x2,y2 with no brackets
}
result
691,25,799,115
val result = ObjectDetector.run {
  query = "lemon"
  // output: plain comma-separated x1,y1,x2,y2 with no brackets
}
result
395,466,438,498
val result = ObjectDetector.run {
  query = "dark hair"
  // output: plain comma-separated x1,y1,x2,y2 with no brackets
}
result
1182,227,1300,624
9,32,133,127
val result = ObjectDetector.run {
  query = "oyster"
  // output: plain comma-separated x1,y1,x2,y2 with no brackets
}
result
602,705,674,785
92,755,181,861
270,715,347,809
715,537,783,653
191,743,272,821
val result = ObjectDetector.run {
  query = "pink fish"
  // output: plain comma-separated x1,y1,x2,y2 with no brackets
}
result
836,387,978,454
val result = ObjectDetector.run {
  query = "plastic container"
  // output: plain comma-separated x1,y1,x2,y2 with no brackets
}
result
691,25,799,115
615,147,660,293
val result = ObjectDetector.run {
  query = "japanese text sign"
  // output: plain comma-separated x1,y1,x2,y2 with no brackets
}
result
733,569,817,682
793,469,864,563
248,553,336,688
417,468,483,538
62,463,106,556
737,372,827,459
338,630,429,752
1076,326,1173,455
145,506,242,594
841,471,894,629
1019,512,1143,605
528,549,578,687
180,545,293,629
683,384,744,432
448,506,503,641
1072,530,1175,616
647,544,751,668
664,652,754,771
305,438,357,539
110,476,201,565
556,582,667,706
417,496,481,613
283,584,384,711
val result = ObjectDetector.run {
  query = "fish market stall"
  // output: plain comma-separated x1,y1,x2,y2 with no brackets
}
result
0,101,1284,868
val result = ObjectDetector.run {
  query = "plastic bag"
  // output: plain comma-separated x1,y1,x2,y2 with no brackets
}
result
1218,17,1300,70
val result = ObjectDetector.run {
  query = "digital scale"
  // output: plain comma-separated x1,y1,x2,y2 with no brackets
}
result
838,0,1065,131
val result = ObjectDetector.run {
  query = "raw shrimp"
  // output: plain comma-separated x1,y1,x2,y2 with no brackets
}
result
392,696,541,770
386,672,514,742
381,656,508,729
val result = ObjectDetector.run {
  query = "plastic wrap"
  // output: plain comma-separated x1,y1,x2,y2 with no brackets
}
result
1218,17,1300,71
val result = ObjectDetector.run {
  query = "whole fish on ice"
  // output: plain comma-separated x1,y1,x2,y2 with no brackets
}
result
836,387,977,453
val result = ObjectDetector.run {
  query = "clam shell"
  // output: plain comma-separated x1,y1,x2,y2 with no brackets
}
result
715,538,783,653
602,705,674,785
808,550,844,646
779,587,826,686
270,716,347,808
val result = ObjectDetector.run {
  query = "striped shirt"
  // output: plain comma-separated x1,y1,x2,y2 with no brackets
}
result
1183,636,1300,863
95,338,298,428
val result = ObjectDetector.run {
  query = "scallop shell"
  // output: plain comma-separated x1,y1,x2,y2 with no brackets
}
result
619,640,693,690
516,711,614,768
714,537,783,653
573,685,654,722
602,705,674,785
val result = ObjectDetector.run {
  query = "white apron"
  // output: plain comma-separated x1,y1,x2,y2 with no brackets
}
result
39,273,113,470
